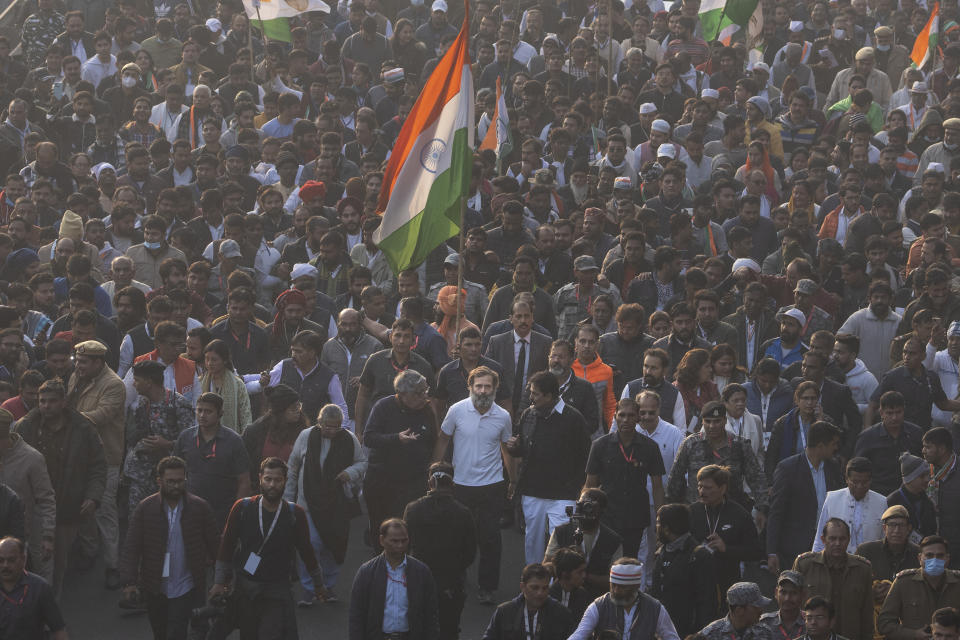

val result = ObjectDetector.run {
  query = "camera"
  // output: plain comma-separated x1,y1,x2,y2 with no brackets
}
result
191,595,227,621
565,499,601,546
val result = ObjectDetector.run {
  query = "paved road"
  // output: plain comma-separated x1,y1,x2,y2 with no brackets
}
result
60,515,529,640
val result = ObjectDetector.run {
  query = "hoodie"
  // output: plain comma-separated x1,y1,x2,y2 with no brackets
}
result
843,358,879,411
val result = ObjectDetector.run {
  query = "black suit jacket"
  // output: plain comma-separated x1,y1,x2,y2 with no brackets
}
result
766,452,843,567
53,32,96,61
348,553,438,640
484,331,551,409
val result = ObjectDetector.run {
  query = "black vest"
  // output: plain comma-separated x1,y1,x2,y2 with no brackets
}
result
593,591,662,640
127,324,155,360
278,359,334,422
625,378,679,425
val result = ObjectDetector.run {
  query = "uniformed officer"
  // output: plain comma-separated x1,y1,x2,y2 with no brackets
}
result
698,582,776,640
667,401,768,519
793,519,874,640
759,571,807,640
878,535,960,640
855,504,921,615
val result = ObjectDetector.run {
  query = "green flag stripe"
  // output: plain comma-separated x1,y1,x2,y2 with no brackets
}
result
251,18,291,42
378,127,472,274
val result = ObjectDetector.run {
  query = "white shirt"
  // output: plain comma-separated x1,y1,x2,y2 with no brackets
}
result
835,208,861,246
568,597,680,640
811,487,887,552
440,398,512,487
745,318,759,372
726,411,764,460
81,54,118,91
69,38,88,62
150,103,188,142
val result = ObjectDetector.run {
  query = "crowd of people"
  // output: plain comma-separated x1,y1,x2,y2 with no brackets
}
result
4,0,960,637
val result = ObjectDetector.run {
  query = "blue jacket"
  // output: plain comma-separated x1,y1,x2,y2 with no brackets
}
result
744,378,795,433
54,277,113,318
761,337,808,370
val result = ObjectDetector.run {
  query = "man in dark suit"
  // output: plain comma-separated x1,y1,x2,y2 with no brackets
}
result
766,421,844,574
53,12,96,66
484,299,551,417
348,518,439,640
722,281,779,373
627,246,685,317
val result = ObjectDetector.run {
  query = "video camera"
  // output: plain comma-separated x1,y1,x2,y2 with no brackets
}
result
565,498,601,546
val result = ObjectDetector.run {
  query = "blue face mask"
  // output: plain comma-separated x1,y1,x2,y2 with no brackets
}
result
924,557,946,576
144,241,163,250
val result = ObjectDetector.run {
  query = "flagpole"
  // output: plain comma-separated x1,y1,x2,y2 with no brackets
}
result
454,195,466,353
607,0,614,96
248,0,257,84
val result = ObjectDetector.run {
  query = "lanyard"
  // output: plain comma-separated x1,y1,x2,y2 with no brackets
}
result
0,582,27,606
390,355,409,373
706,502,723,536
761,394,770,426
524,609,539,640
618,441,635,464
257,497,281,554
575,285,593,313
231,328,251,350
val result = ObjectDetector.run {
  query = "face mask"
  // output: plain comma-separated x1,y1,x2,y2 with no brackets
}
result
144,241,163,250
877,43,891,51
834,28,845,39
946,141,959,151
924,557,946,576
927,135,942,143
121,76,137,88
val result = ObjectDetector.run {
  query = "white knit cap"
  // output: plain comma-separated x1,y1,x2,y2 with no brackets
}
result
610,563,644,585
291,263,318,281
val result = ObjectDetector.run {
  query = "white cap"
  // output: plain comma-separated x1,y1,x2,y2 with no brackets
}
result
639,102,657,115
910,81,930,93
432,0,448,11
291,263,319,281
702,88,720,99
205,18,222,32
929,162,946,174
789,20,804,32
657,144,676,158
753,62,770,73
651,119,671,134
778,307,807,328
732,258,761,273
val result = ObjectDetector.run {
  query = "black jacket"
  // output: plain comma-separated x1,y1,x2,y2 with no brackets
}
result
887,485,938,539
481,594,575,640
690,498,764,595
766,452,843,568
348,553,439,640
403,490,477,588
547,581,591,623
626,272,685,320
650,533,719,636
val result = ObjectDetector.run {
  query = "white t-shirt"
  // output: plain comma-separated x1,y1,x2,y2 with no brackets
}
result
441,398,513,487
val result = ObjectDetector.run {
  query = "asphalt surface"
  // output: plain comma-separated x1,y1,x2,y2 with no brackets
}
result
60,515,528,640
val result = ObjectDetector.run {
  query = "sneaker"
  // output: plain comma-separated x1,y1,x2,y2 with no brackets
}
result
477,589,496,605
297,597,315,608
324,590,339,603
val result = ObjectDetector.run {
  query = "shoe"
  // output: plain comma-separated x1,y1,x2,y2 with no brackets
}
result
105,569,122,590
477,589,496,605
118,593,147,611
297,597,315,608
324,590,339,603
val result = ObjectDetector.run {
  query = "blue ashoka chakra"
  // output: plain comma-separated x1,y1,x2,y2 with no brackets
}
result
419,138,447,173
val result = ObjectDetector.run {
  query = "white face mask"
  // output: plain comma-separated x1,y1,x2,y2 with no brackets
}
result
121,76,137,88
876,43,891,51
833,28,845,39
411,0,424,5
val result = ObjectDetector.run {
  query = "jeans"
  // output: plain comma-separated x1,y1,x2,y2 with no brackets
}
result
145,588,200,640
453,481,504,591
296,511,342,594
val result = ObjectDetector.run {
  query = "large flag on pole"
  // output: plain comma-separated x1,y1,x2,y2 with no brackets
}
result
372,2,473,274
912,3,939,69
479,76,511,173
699,0,762,44
242,0,331,42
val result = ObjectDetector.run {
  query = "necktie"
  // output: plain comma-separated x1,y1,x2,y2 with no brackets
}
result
513,338,527,410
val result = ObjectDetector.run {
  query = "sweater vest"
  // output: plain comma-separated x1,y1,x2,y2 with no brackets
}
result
594,591,662,640
278,359,333,422
127,324,156,360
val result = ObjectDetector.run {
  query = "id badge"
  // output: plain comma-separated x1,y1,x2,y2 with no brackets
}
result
162,552,170,578
910,530,923,546
244,552,262,575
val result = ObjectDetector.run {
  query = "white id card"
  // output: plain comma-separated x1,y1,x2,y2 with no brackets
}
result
162,552,170,578
244,552,262,575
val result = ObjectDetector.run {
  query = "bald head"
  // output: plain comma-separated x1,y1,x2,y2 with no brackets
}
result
337,307,362,342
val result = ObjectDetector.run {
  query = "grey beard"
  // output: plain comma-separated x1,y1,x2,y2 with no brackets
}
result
610,590,639,607
570,182,590,203
471,391,494,412
549,365,568,379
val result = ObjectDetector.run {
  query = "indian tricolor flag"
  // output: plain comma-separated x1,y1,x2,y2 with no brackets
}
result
479,76,511,173
699,0,762,44
912,2,939,70
373,2,473,274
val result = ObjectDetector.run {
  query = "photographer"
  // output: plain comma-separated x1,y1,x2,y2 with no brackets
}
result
544,488,623,599
118,456,219,640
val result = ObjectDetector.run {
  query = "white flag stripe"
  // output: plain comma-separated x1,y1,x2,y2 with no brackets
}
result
375,64,474,239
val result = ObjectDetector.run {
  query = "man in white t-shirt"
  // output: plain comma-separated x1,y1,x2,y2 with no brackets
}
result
432,365,514,606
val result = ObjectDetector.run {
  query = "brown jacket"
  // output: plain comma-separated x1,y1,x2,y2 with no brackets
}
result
118,492,219,595
0,434,56,542
794,551,875,640
68,364,126,466
878,568,960,640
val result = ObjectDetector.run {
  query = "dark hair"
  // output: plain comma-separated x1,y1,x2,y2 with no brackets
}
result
932,608,960,632
196,392,224,413
203,339,235,371
808,421,841,448
528,371,560,398
845,456,872,476
923,427,954,450
657,503,690,536
550,547,587,580
132,360,165,386
260,456,288,476
156,456,186,477
379,517,407,536
822,517,851,538
804,596,835,618
921,535,950,549
879,390,905,409
521,563,552,584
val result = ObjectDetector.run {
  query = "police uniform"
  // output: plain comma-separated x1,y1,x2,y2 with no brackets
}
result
877,567,960,639
792,551,874,640
699,583,776,640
